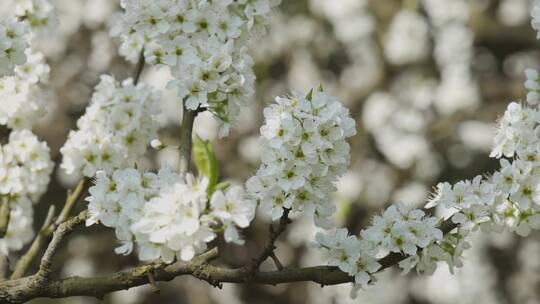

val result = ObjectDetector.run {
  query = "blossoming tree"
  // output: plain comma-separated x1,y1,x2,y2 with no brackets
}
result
0,0,539,303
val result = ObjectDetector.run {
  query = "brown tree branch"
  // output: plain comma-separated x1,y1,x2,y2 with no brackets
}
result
179,105,196,174
0,255,9,282
133,50,145,85
0,197,10,238
10,206,56,280
11,179,87,280
0,216,457,303
55,179,86,226
250,208,291,272
37,211,88,278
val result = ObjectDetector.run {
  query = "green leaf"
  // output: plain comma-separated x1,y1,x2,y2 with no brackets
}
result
336,199,352,223
192,135,219,195
305,88,313,101
214,181,231,192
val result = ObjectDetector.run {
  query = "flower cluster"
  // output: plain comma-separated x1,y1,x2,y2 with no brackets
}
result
317,78,540,296
111,0,280,136
246,89,356,227
0,0,56,256
0,0,56,77
398,141,540,275
316,204,442,296
86,167,256,262
0,20,29,77
13,0,57,34
491,101,536,159
431,98,540,238
0,130,54,254
60,75,161,177
0,130,54,202
0,197,34,256
0,50,53,129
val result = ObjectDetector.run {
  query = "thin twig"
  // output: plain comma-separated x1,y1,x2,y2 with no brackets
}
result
11,178,87,280
133,50,145,85
0,197,10,238
147,271,160,293
10,206,56,280
250,208,291,272
0,255,9,281
179,105,196,174
269,252,283,271
55,179,86,226
37,211,88,278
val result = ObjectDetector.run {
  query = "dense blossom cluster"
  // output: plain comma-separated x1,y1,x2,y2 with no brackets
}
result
86,167,256,262
111,0,280,136
0,0,56,257
0,20,29,77
0,51,53,129
316,205,442,290
0,0,56,77
0,130,54,255
12,0,57,34
0,130,54,201
246,89,356,227
60,75,161,177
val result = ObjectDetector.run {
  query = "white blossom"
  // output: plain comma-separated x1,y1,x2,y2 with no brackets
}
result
247,88,356,227
0,130,53,255
0,50,53,129
210,185,256,245
87,168,256,262
0,20,29,77
60,75,161,177
111,0,280,136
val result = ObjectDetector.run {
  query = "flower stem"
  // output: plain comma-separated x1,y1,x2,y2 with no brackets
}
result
179,104,196,174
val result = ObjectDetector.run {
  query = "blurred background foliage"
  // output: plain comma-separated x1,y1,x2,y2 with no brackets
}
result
19,0,540,303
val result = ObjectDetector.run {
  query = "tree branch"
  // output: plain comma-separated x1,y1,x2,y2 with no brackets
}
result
250,208,291,272
179,105,196,174
0,197,10,238
11,178,87,280
133,50,145,85
10,206,56,280
55,179,86,226
0,255,9,282
0,216,458,303
37,211,88,278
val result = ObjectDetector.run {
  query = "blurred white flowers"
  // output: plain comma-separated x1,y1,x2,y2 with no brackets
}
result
384,10,429,65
